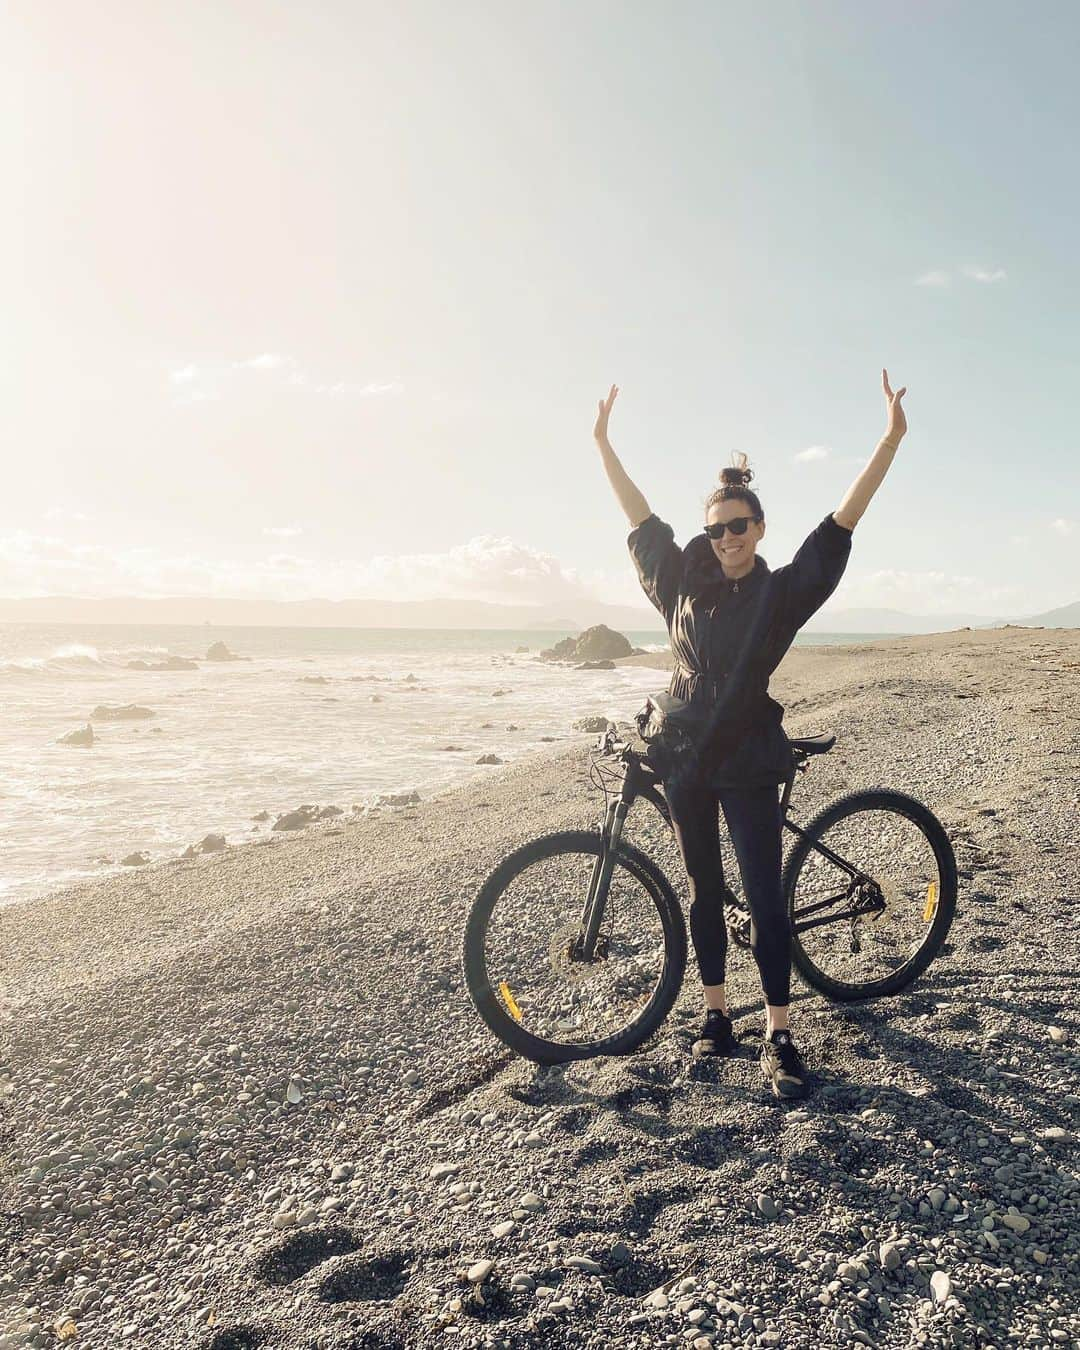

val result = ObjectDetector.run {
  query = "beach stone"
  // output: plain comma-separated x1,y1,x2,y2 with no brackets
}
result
467,1260,494,1284
879,1242,902,1272
756,1193,779,1219
930,1271,951,1305
565,1255,602,1274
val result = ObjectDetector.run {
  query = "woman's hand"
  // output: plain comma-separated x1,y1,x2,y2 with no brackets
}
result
882,368,907,445
593,383,619,448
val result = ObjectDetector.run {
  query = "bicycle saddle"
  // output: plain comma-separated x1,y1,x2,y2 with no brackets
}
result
788,733,835,755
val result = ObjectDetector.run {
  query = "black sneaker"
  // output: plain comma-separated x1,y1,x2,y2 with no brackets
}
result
759,1028,809,1099
691,1008,738,1060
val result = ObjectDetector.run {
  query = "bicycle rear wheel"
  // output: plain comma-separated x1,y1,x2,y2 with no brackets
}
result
784,790,957,1001
462,830,687,1064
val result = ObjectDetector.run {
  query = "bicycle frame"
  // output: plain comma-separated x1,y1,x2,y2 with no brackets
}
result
575,731,884,962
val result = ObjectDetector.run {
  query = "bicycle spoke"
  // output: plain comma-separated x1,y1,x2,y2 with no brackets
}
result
481,848,668,1050
791,806,945,992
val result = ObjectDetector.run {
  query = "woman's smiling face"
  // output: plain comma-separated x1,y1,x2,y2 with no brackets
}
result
705,500,766,574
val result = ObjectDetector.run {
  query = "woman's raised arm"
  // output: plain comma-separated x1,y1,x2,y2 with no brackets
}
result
834,368,908,530
593,384,651,528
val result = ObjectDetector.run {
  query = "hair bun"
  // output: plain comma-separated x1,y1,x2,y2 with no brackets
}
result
719,464,753,488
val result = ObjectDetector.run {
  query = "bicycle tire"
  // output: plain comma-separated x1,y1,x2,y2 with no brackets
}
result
462,829,687,1065
783,789,958,1002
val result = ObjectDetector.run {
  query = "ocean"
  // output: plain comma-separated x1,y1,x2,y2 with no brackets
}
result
0,623,899,908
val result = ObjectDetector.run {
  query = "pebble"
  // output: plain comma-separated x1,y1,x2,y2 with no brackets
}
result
930,1271,951,1305
564,1255,603,1274
879,1242,902,1272
6,646,1080,1350
756,1193,779,1219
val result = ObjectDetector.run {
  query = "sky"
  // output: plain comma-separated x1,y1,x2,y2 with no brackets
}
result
3,0,1078,622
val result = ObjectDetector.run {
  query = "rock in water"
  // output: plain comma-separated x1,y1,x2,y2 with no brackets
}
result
57,724,94,747
539,624,634,663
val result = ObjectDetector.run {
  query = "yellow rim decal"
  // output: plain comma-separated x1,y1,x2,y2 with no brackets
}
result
922,881,938,923
499,981,523,1022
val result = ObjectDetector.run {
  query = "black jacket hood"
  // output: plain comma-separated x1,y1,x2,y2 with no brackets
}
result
682,531,770,597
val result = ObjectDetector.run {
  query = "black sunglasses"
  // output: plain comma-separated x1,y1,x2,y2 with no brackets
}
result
704,514,761,540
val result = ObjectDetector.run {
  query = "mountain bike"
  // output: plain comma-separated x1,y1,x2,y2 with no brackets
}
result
462,722,958,1065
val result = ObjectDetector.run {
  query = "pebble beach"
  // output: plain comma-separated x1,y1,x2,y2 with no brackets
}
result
1,624,1078,1350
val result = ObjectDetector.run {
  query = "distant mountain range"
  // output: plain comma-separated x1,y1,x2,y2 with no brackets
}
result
1,593,1077,632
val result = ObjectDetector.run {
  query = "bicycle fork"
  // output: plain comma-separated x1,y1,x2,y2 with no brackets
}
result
574,796,630,962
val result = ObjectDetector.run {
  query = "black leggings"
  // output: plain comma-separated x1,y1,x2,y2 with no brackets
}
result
664,770,791,1005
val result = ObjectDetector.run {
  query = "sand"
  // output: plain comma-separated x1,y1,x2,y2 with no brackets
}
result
0,625,1077,1349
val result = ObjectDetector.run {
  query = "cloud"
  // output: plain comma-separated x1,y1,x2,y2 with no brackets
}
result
234,353,294,370
794,446,829,463
916,265,1007,287
286,373,404,397
836,567,1023,614
1050,518,1074,536
0,530,1050,618
42,507,89,523
961,265,1007,283
263,525,304,538
0,530,600,607
164,355,402,401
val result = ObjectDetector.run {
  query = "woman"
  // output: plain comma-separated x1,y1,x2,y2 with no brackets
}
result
593,371,908,1099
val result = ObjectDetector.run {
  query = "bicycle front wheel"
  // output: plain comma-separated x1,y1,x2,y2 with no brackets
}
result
784,790,957,1001
462,830,687,1064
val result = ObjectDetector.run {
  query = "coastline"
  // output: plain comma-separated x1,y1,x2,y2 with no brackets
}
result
1,625,1078,1348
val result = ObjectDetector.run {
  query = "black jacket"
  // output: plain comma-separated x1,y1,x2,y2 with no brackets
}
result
627,510,853,788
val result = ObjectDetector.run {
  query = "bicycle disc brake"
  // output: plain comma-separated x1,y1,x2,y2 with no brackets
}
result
549,921,609,987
